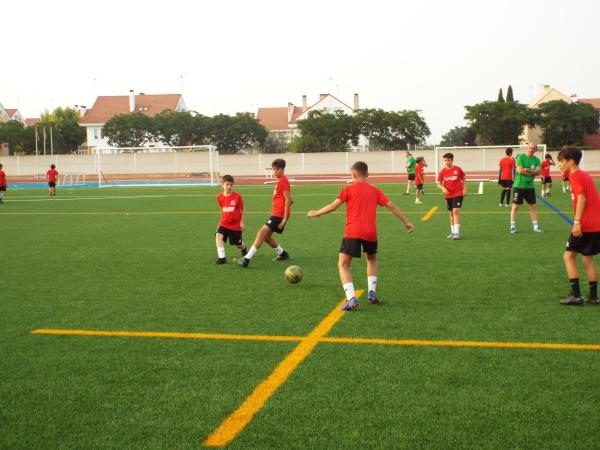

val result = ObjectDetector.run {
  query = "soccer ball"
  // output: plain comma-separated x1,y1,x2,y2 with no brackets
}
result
284,265,303,284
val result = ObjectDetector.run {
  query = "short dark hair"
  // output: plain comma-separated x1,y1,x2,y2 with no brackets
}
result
0,163,3,168
557,146,582,165
415,156,424,163
505,148,513,156
351,161,368,176
544,153,553,160
222,174,234,183
50,164,56,169
271,158,286,169
442,153,454,160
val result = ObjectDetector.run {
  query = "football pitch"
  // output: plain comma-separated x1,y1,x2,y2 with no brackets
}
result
2,182,600,449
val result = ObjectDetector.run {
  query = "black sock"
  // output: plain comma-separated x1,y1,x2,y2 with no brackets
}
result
241,246,247,256
590,281,598,299
500,190,506,204
569,278,582,297
506,189,511,205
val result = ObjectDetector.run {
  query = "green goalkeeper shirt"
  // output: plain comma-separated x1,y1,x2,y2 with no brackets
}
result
514,153,541,189
406,156,416,174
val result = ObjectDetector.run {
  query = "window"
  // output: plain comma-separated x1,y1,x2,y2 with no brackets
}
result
93,127,102,139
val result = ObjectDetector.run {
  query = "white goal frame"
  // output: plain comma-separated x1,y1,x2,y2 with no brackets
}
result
58,172,86,187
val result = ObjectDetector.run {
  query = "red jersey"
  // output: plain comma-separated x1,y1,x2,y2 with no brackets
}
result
437,165,465,199
415,163,425,185
0,170,6,187
47,169,58,182
337,181,389,242
217,192,244,231
569,170,600,232
499,157,516,181
541,161,553,178
272,176,291,218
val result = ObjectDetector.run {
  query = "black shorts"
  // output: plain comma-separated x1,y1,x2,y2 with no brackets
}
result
0,186,5,192
265,216,285,234
566,232,600,256
416,184,424,191
513,188,536,205
563,177,570,182
498,179,513,188
48,181,56,187
542,177,552,184
340,238,377,258
408,173,416,181
445,196,464,211
216,226,243,246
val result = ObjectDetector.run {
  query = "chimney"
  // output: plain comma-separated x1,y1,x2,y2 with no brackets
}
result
354,93,359,110
543,84,551,91
287,102,294,122
319,93,328,100
302,95,308,111
129,90,135,113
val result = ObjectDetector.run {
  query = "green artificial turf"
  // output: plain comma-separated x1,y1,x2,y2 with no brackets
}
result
1,182,599,449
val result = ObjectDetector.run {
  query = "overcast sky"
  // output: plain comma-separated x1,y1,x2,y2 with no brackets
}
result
2,0,598,143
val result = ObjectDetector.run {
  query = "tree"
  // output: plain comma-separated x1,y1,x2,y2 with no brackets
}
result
439,126,477,147
102,113,153,147
30,107,85,153
290,110,359,152
152,110,208,146
354,108,430,150
506,85,515,103
464,101,537,145
207,113,267,154
537,100,600,148
0,120,26,154
497,88,505,103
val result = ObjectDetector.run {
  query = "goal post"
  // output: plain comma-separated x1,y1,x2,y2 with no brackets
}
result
95,145,219,188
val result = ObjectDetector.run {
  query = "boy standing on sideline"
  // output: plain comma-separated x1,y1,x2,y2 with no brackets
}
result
498,148,516,207
540,154,555,197
215,175,247,264
557,147,600,306
510,143,543,234
562,170,571,193
414,157,427,204
436,153,467,240
47,164,58,197
239,159,292,267
308,161,414,311
404,151,416,195
0,163,6,204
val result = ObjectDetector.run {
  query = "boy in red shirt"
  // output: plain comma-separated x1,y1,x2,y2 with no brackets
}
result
498,147,516,207
239,159,292,267
540,154,555,197
0,163,6,204
307,161,414,311
437,153,467,240
414,156,427,204
215,175,246,264
46,164,59,197
557,146,600,306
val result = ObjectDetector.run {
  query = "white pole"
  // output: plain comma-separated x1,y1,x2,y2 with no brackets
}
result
216,150,220,174
17,155,20,176
301,153,305,174
482,148,486,172
134,152,137,174
50,127,54,156
258,153,262,172
434,146,439,179
391,150,395,172
174,150,178,173
581,149,585,170
97,149,102,188
345,152,349,172
209,147,214,185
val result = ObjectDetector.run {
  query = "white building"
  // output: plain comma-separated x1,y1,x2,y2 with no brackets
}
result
257,93,368,149
80,90,186,152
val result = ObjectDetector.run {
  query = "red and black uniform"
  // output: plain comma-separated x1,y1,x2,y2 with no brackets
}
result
266,176,291,234
0,170,6,191
541,160,553,184
438,165,466,210
47,168,58,187
216,192,244,245
498,156,516,188
337,181,389,257
415,163,425,190
566,170,600,256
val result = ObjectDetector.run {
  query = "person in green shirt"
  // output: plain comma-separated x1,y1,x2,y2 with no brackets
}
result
510,143,542,234
404,151,416,195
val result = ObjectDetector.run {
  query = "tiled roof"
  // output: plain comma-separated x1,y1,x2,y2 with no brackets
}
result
25,118,40,126
578,98,600,109
81,94,182,124
256,107,290,130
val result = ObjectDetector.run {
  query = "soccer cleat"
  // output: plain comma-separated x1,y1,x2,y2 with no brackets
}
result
214,257,227,265
340,297,359,311
452,234,461,240
504,204,509,207
368,290,380,305
587,297,600,306
510,226,517,234
533,228,543,233
237,257,250,268
415,199,423,204
447,233,455,239
560,295,584,306
403,192,410,195
498,203,503,207
273,250,289,261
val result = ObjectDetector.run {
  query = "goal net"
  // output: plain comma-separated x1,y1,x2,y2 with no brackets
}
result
95,145,220,188
58,172,86,187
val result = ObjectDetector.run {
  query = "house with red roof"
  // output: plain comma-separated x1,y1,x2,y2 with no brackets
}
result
4,109,26,125
577,98,600,149
80,90,186,152
0,102,9,123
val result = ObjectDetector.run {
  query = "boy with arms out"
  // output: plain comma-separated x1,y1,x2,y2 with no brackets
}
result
510,143,543,234
557,147,600,306
308,161,414,311
47,164,58,197
0,163,6,204
540,154,555,197
436,153,467,240
498,148,516,207
239,159,291,267
414,156,427,204
215,175,247,264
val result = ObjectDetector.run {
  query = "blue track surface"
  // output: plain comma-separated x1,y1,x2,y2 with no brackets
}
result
8,180,212,189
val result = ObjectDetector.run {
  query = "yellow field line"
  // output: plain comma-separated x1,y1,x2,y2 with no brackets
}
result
421,206,438,221
321,337,600,351
30,328,304,342
203,291,363,447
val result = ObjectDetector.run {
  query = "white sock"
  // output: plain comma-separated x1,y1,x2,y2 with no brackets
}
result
343,282,355,301
510,221,516,228
453,224,460,234
533,221,539,230
246,245,257,260
368,276,377,293
217,247,226,258
450,225,454,234
275,245,284,255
